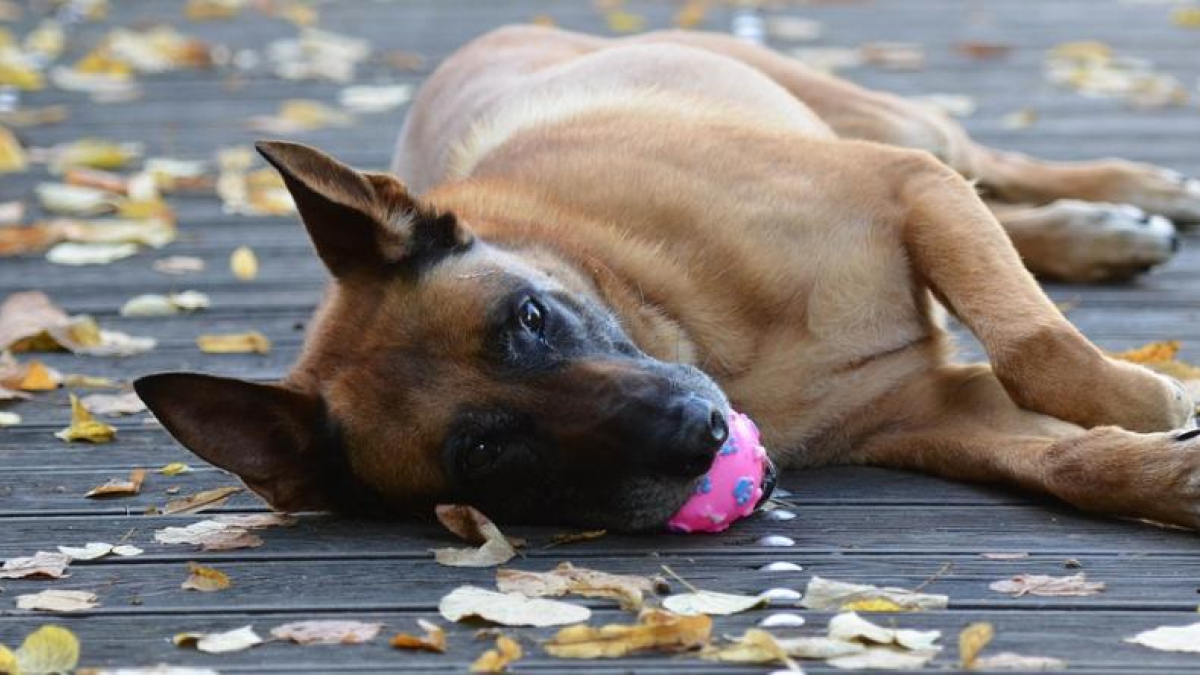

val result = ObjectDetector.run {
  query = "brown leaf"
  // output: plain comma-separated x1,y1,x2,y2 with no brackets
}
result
471,635,522,673
390,619,447,653
56,394,117,443
154,519,264,551
85,468,146,498
954,41,1012,60
0,550,71,578
497,562,657,610
543,608,712,658
181,562,231,592
17,589,99,612
162,486,242,515
270,620,383,645
546,529,606,547
433,504,516,567
0,291,155,356
989,573,1105,597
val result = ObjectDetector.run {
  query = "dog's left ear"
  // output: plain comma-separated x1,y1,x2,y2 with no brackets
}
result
134,372,347,512
255,140,472,278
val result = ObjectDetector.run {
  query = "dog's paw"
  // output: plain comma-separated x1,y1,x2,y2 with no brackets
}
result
1015,200,1179,282
1103,165,1200,227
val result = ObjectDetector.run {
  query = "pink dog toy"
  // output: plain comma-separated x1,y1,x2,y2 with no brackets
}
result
667,410,772,533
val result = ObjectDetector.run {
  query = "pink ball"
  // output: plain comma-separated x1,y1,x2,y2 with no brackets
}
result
666,410,769,533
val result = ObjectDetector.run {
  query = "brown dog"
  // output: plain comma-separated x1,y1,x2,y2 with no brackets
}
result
137,26,1200,531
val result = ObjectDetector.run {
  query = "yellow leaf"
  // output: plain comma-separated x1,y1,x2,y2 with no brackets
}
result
675,0,708,28
471,635,522,673
18,361,59,391
1112,340,1180,364
181,562,231,592
0,127,27,174
0,644,17,675
544,609,712,658
530,14,556,27
185,0,244,21
14,625,80,675
959,622,995,669
230,245,258,280
159,462,190,476
606,10,645,33
841,598,905,612
1172,7,1200,28
0,61,43,90
196,331,271,354
162,486,242,515
390,619,447,653
55,393,116,443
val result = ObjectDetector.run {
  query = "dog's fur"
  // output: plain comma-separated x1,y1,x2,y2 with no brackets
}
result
138,27,1200,531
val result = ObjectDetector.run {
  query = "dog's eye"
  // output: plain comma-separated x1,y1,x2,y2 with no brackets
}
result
517,297,545,335
464,441,502,471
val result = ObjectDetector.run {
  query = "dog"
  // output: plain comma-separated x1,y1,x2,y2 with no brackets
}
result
136,26,1200,531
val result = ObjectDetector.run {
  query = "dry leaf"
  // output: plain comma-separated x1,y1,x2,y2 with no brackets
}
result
605,10,645,33
18,361,60,390
36,183,114,216
0,551,71,578
471,635,522,673
153,255,205,275
496,562,657,610
154,520,263,551
57,542,114,560
546,529,606,547
1127,622,1200,653
120,291,209,317
249,99,352,134
974,652,1068,670
544,608,711,658
0,106,69,128
162,486,241,515
774,636,865,659
1045,41,1186,108
840,598,904,612
17,589,99,612
0,411,20,426
959,622,994,668
10,625,81,674
47,242,139,265
828,647,940,670
701,628,797,668
186,0,245,21
230,245,258,280
339,84,412,114
35,139,142,173
56,393,117,443
160,462,191,476
212,513,296,528
196,331,270,354
174,625,263,654
181,562,231,592
0,126,27,173
801,576,948,611
954,41,1012,60
86,468,146,497
829,612,941,652
1111,340,1200,381
266,28,370,83
0,291,154,356
270,620,382,645
989,573,1104,597
390,619,446,653
433,504,517,567
439,586,590,627
81,391,146,416
1172,6,1200,28
662,590,765,616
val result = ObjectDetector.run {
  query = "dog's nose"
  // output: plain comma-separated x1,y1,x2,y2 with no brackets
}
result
659,396,726,476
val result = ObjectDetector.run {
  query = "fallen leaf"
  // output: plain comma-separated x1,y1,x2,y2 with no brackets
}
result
270,620,382,645
0,551,71,579
266,28,371,83
1172,6,1200,28
390,619,446,653
34,138,142,173
974,652,1068,670
36,183,114,216
229,245,258,280
0,411,20,426
543,608,711,658
120,291,210,317
989,573,1104,597
47,241,139,265
439,586,590,627
155,520,263,551
954,41,1013,60
471,635,522,673
841,598,905,612
0,292,155,356
186,0,245,21
829,612,942,651
162,486,242,515
701,628,797,668
828,647,940,670
605,10,645,33
63,373,122,388
662,590,765,616
196,331,271,354
0,126,27,173
211,513,296,528
11,625,80,674
339,84,413,113
249,99,352,134
86,468,146,497
433,504,517,567
959,622,994,668
497,562,658,611
1045,41,1186,108
57,542,114,560
0,105,69,128
860,42,925,70
767,16,823,42
112,545,143,557
81,391,147,416
159,462,191,476
175,625,263,654
17,361,60,390
1127,622,1200,653
56,393,117,443
153,255,205,275
773,635,865,659
181,562,231,592
1111,340,1200,381
801,576,949,611
546,529,606,547
17,589,99,612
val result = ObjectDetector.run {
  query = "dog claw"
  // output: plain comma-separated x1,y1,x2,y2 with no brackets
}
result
1176,428,1200,442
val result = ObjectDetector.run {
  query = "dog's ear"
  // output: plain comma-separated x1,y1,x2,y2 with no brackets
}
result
254,140,472,278
134,372,341,512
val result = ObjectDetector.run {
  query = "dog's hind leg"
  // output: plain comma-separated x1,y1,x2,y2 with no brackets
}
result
988,199,1179,283
892,151,1192,432
851,364,1200,528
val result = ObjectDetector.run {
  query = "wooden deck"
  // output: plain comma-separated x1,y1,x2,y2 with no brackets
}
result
3,0,1200,672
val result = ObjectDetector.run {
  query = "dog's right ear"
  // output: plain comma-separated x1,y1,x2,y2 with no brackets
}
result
134,372,340,512
255,140,472,278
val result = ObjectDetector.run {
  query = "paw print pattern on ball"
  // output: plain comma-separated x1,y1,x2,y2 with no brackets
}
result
666,410,770,534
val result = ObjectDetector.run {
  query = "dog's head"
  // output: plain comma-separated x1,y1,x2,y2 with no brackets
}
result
135,141,738,530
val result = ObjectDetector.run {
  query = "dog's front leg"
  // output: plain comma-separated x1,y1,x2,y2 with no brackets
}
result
894,151,1193,432
851,364,1200,529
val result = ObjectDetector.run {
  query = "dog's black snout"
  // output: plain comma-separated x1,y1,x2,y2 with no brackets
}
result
655,396,725,476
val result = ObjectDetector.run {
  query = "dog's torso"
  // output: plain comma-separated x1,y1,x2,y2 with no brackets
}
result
394,26,949,466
